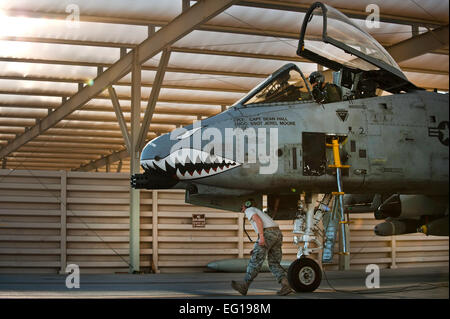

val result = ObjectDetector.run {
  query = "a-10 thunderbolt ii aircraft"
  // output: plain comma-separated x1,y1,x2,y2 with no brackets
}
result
132,2,449,292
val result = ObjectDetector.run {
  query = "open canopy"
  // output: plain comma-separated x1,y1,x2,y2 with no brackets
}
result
297,2,419,93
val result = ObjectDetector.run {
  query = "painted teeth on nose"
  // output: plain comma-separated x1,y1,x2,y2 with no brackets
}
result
147,160,155,169
166,156,175,168
185,149,194,163
155,159,166,171
178,155,186,166
200,151,210,163
204,155,212,164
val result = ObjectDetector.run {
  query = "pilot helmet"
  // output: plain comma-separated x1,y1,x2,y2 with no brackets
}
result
309,71,325,85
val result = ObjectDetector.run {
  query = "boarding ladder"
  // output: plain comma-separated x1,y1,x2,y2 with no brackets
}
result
326,138,351,267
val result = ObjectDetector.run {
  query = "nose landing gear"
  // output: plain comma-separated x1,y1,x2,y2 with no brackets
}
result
288,193,332,292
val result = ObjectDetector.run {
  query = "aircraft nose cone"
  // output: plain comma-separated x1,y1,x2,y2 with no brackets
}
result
141,133,173,162
137,135,180,189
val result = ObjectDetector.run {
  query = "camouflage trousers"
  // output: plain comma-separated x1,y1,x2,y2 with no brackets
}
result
244,228,286,284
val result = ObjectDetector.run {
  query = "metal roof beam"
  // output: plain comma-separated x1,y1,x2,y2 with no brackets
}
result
0,75,250,93
138,49,171,150
16,146,117,155
76,149,129,172
0,89,237,106
0,68,447,89
108,86,132,152
237,0,446,27
171,47,307,62
0,34,309,60
0,57,268,78
0,114,196,127
0,0,240,160
9,152,100,159
0,101,221,117
0,27,396,49
387,25,449,62
3,5,445,29
0,119,176,132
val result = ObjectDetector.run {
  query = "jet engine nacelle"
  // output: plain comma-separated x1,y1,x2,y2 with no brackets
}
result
375,194,448,220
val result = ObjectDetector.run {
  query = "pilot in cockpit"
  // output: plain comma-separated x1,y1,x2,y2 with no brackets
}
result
308,71,342,104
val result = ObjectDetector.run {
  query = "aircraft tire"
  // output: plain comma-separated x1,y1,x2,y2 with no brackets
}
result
287,257,322,292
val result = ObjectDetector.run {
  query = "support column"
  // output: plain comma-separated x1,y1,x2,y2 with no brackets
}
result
152,191,159,273
390,235,397,269
129,50,142,273
137,49,171,150
109,86,131,151
59,170,67,274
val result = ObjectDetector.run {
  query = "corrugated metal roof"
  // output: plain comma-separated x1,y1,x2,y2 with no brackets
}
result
0,0,448,171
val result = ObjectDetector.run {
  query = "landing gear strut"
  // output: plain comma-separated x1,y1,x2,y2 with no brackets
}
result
289,138,351,292
290,193,332,292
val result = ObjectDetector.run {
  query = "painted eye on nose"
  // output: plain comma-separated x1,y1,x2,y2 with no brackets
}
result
154,156,161,161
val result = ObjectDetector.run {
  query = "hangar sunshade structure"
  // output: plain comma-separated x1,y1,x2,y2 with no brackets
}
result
0,0,448,277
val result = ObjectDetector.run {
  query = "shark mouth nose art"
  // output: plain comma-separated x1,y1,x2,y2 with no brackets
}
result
141,149,240,180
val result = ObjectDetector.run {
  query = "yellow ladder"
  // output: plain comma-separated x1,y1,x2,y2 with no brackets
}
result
326,138,351,260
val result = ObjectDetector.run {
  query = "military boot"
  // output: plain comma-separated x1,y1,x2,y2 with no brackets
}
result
277,277,293,296
231,280,249,296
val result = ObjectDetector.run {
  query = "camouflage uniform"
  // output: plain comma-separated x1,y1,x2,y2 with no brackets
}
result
244,228,286,284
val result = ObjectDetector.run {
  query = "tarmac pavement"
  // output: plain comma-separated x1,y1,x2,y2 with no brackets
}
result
0,266,447,299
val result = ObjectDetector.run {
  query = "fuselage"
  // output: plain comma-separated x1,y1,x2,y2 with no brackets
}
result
140,90,449,196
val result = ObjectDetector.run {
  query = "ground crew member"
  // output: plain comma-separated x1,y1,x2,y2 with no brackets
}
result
308,71,342,104
231,199,293,296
